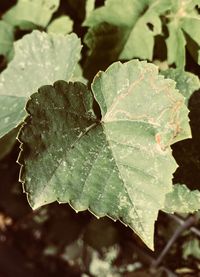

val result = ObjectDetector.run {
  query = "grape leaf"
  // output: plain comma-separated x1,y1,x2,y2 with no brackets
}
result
2,0,59,30
47,16,73,35
161,69,200,104
19,60,191,249
166,0,200,67
0,20,14,60
83,0,171,60
163,184,200,214
0,30,81,138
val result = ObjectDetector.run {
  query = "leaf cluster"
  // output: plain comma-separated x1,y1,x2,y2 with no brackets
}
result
0,0,200,250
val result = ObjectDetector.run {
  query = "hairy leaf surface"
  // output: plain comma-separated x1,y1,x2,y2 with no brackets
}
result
84,0,200,68
0,30,81,138
19,60,190,249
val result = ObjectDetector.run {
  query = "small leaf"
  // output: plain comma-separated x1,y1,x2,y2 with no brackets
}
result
182,238,200,260
0,30,81,138
19,60,190,249
0,20,14,60
47,16,73,35
161,68,200,104
3,0,60,29
163,184,200,214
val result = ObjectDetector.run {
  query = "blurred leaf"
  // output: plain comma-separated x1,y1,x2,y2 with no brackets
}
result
47,16,73,35
83,22,125,80
84,0,171,60
166,0,200,68
3,0,60,30
0,127,18,160
84,218,118,250
85,0,96,20
70,64,88,84
0,20,14,60
182,238,200,260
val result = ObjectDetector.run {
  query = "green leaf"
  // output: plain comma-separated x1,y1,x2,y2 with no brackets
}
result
161,69,200,104
19,60,191,249
83,22,125,80
0,96,27,138
163,184,200,214
84,0,200,68
70,64,88,85
166,0,200,67
85,0,96,20
166,21,186,68
198,49,200,64
0,30,81,138
183,238,200,260
0,20,14,60
47,16,73,35
2,0,60,30
83,0,171,60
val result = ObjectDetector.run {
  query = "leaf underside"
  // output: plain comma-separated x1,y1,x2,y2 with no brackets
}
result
19,60,191,249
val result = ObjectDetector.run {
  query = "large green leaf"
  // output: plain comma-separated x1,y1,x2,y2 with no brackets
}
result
0,30,81,138
84,0,171,60
163,184,200,214
2,0,60,30
0,20,14,60
19,60,190,249
161,68,200,104
166,0,200,67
